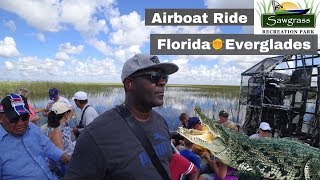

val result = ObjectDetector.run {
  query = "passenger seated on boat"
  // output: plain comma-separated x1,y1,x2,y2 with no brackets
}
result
187,117,208,131
179,112,189,128
218,110,241,133
199,112,240,180
0,94,70,180
170,153,200,180
43,88,74,119
72,91,98,139
17,88,46,124
199,152,238,180
187,117,210,156
171,132,186,152
180,138,202,171
46,102,75,178
249,122,272,139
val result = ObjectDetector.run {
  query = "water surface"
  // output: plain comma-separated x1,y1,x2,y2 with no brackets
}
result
29,86,239,131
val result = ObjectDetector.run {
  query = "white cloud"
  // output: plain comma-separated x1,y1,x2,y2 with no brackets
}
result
109,11,149,46
4,61,14,70
37,33,46,42
108,11,221,56
0,0,61,32
59,0,111,37
87,38,112,56
0,0,116,55
0,36,20,58
0,0,114,33
174,54,269,67
1,56,119,82
58,42,84,54
72,58,116,77
114,45,141,62
171,58,190,74
204,0,253,8
167,54,272,85
171,62,243,85
55,42,84,61
0,52,273,85
3,20,16,31
55,52,70,61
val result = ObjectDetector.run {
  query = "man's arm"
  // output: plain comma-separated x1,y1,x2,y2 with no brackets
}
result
203,152,228,180
60,153,71,164
42,101,53,117
64,130,106,179
33,107,46,113
42,110,50,117
38,128,64,162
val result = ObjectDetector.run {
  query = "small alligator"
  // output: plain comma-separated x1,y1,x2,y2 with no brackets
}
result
178,106,320,180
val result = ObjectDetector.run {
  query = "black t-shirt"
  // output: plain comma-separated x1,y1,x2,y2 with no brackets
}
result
64,108,172,180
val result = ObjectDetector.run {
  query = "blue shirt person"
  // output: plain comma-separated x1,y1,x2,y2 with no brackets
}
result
0,94,71,180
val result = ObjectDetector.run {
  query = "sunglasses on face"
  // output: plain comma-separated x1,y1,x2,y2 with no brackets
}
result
130,71,169,84
8,113,30,123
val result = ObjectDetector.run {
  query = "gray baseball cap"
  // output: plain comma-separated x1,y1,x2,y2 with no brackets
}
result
121,54,179,82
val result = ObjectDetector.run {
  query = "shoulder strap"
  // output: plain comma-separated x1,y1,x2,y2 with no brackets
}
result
113,105,170,180
79,105,91,128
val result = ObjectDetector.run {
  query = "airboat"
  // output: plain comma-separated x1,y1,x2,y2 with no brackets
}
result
272,0,310,15
238,50,320,147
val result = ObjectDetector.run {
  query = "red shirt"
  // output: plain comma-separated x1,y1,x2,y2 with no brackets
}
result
170,153,197,180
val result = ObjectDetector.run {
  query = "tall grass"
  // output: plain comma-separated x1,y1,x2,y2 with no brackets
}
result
0,81,240,99
0,81,123,98
297,0,320,16
256,0,273,16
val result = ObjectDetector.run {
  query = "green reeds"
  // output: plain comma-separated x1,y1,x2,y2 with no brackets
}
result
256,0,273,16
297,0,320,16
0,81,240,99
0,81,122,98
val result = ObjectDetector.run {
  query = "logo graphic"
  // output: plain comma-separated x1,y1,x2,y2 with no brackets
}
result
254,0,320,35
211,38,223,50
272,1,309,15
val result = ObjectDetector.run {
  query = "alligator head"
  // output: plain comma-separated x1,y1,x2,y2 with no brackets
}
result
178,106,320,179
178,106,239,163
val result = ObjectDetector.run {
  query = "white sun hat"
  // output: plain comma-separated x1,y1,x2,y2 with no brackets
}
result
72,91,88,101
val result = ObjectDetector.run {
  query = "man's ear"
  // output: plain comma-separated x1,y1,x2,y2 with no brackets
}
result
124,78,134,90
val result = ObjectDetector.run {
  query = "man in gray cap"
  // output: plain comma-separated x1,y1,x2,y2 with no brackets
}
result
65,54,178,180
218,110,240,132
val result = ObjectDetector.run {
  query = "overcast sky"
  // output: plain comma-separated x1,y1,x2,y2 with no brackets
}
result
0,0,276,85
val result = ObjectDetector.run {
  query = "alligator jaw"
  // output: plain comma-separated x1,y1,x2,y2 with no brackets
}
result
178,127,214,140
178,127,227,154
